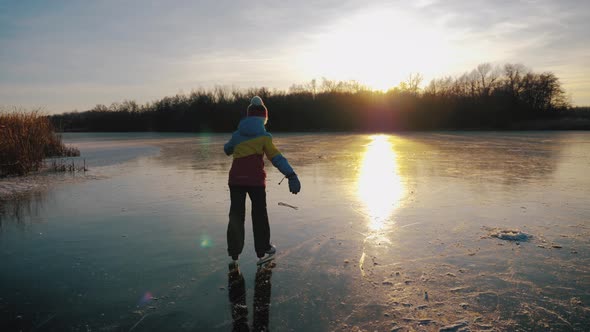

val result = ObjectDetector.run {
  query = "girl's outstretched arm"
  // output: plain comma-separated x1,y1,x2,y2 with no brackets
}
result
263,137,300,194
263,137,294,176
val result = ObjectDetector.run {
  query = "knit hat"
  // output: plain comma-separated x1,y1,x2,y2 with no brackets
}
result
246,96,268,123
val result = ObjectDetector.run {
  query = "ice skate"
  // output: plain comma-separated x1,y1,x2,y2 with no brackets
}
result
256,244,276,266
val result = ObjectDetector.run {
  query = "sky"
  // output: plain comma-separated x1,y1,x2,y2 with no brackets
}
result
1,0,589,113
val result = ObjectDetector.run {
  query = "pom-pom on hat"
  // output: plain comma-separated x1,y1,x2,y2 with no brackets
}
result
246,96,268,123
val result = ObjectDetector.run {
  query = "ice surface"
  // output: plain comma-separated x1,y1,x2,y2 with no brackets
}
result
0,132,589,331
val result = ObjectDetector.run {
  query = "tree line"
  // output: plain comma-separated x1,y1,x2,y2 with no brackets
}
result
51,63,589,132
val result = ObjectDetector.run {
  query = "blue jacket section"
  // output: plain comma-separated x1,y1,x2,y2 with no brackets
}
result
237,117,268,138
224,117,269,155
229,118,268,146
271,154,294,176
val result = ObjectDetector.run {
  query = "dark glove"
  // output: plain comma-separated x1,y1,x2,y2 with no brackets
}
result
287,173,301,194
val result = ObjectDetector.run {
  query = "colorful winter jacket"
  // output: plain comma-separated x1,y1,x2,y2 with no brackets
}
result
224,117,294,186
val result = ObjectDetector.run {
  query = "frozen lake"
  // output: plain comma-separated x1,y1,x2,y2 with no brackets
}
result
1,132,589,331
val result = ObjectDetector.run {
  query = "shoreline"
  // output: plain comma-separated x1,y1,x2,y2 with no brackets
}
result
56,118,590,133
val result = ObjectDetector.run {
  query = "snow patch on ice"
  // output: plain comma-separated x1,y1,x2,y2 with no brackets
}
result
486,227,532,241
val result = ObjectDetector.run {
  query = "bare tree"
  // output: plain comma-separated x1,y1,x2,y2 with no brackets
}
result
503,63,529,98
407,73,423,95
306,79,317,98
476,63,492,94
425,79,438,96
425,76,454,97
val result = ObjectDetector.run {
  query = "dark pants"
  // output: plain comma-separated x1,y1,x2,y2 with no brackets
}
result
227,185,271,258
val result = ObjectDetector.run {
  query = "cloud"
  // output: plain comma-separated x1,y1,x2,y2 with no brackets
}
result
0,0,589,111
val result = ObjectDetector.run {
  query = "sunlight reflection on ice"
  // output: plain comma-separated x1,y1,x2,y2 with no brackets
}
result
357,135,405,232
356,135,406,275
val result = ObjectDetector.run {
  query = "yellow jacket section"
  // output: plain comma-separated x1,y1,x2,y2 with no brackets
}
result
233,135,281,160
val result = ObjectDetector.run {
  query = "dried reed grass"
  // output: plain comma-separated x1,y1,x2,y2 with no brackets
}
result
0,108,80,177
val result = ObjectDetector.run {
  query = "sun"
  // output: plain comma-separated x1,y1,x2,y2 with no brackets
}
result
297,8,457,91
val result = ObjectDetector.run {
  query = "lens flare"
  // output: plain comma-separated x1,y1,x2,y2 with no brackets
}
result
138,292,153,306
200,234,212,248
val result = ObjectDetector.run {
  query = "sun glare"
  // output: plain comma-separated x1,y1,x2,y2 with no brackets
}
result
297,8,458,91
357,135,405,231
